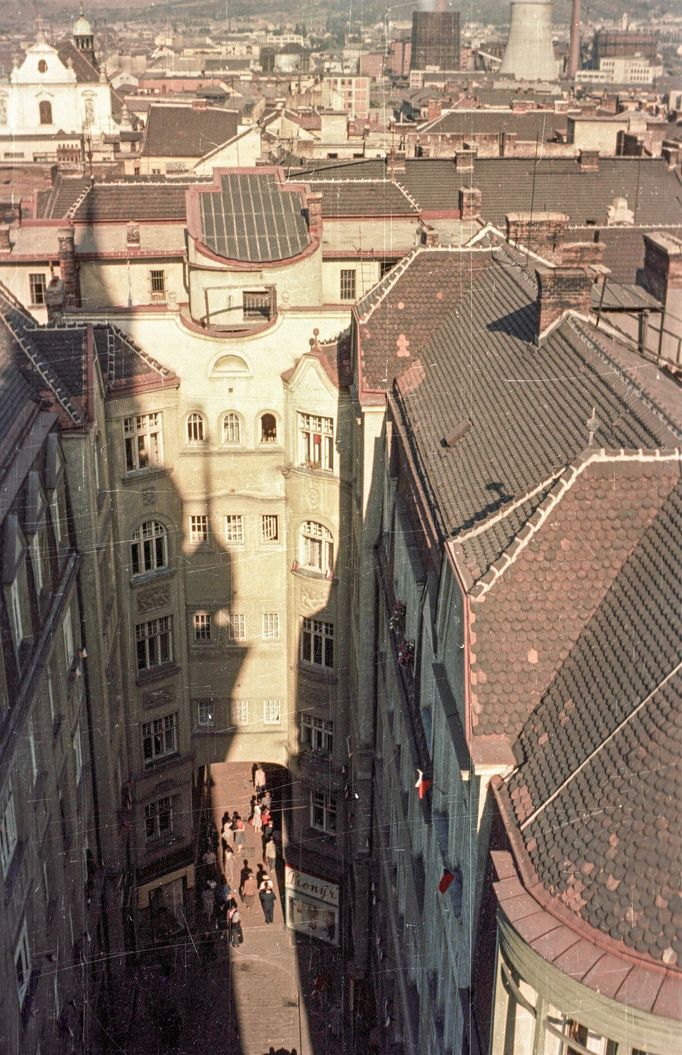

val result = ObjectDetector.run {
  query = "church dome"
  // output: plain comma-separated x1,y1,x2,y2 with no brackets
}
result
73,5,93,37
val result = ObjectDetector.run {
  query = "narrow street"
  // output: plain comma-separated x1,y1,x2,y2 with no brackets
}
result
124,761,344,1055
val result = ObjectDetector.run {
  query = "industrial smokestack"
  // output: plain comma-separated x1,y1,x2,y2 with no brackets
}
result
567,0,581,79
500,0,558,82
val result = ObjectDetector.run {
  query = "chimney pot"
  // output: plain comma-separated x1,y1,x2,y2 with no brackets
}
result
458,187,482,220
305,191,323,237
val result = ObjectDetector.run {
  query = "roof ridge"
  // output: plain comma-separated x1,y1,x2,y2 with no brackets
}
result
66,182,93,220
470,448,682,598
0,302,83,424
107,324,173,379
355,244,424,323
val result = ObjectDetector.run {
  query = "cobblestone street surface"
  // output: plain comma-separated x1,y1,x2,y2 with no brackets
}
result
122,762,348,1055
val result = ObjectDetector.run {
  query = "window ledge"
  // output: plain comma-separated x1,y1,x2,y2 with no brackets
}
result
298,663,337,683
135,663,180,687
122,467,173,483
291,567,337,584
142,752,180,774
129,567,175,588
144,835,179,854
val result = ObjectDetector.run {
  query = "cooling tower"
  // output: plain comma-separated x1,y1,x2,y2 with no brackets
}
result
500,0,558,81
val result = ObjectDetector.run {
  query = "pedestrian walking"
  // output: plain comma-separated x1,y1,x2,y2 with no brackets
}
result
228,905,243,948
252,802,263,833
264,837,277,870
223,842,236,886
234,814,246,849
253,764,267,793
202,845,218,882
259,881,276,924
202,880,216,922
242,871,257,908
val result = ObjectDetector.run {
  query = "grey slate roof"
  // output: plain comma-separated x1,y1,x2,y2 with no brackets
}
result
397,157,682,225
507,479,682,967
306,179,419,218
568,224,682,284
39,175,93,220
0,326,40,449
71,182,194,222
282,157,388,180
198,172,310,263
420,108,569,139
141,105,238,157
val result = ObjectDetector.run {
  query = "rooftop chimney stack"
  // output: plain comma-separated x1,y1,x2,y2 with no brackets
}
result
567,0,581,79
535,266,594,337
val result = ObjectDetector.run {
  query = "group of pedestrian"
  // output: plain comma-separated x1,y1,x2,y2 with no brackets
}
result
236,859,277,923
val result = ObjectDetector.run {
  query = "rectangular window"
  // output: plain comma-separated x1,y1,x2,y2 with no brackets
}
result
227,613,245,643
298,413,334,471
31,533,43,593
136,616,173,671
28,716,38,783
142,714,177,766
310,790,336,833
225,514,244,544
149,269,166,300
123,413,162,472
233,699,249,726
261,514,279,542
243,290,270,319
301,714,334,754
144,796,173,844
73,721,83,785
7,579,24,652
1,783,18,876
301,618,334,669
29,273,47,306
339,268,357,301
62,607,74,671
196,700,215,727
263,698,281,725
262,612,280,640
193,611,211,641
189,515,209,545
14,920,32,1006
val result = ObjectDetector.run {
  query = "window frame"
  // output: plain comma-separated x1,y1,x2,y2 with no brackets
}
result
262,612,280,641
242,289,271,319
136,615,173,672
222,412,242,446
339,268,357,301
142,713,178,767
1,782,18,877
301,617,334,668
193,611,212,642
300,521,334,576
227,613,246,644
38,99,52,125
259,413,278,444
263,698,281,725
261,514,279,543
149,269,166,301
185,412,206,446
144,795,174,845
310,790,336,833
123,413,162,473
29,272,47,306
225,514,244,544
196,700,215,728
233,699,249,726
131,519,168,576
298,413,334,471
14,919,32,1007
189,514,209,546
301,714,334,754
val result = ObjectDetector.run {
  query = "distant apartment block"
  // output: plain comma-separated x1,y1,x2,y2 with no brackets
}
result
410,11,461,72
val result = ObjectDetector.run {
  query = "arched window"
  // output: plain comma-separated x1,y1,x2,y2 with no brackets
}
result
186,412,205,445
222,412,241,445
39,100,52,125
300,521,334,575
131,520,168,576
260,413,277,444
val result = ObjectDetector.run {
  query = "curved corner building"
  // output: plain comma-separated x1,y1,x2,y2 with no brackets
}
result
500,0,558,81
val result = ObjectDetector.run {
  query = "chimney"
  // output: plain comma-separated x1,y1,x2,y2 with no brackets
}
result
639,233,682,304
559,241,605,268
0,225,11,252
421,225,439,246
57,225,78,307
454,147,477,173
499,130,517,156
45,277,66,323
459,187,482,220
567,0,581,79
506,211,569,261
535,266,594,336
578,149,600,172
661,141,680,171
305,191,323,237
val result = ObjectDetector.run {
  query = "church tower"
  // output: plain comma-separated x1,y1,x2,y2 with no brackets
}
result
73,3,97,70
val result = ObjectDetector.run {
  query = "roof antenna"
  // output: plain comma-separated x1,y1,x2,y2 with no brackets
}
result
586,406,599,446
